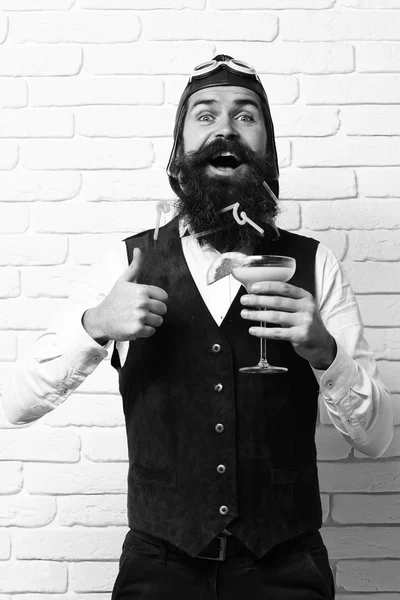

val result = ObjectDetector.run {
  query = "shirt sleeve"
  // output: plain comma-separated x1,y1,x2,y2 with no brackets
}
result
2,241,129,426
313,244,394,458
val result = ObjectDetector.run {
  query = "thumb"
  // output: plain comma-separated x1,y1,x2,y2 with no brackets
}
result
118,247,143,283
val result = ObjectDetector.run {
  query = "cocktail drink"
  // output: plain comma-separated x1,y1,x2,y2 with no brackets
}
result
232,255,296,374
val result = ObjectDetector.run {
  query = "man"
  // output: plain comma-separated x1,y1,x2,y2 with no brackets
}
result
3,55,393,599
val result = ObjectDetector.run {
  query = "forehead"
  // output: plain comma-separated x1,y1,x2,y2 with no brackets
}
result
186,86,263,112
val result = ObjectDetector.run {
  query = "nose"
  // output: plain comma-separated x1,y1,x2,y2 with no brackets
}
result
214,114,238,140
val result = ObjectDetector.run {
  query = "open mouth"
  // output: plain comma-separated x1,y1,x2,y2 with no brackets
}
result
209,152,243,173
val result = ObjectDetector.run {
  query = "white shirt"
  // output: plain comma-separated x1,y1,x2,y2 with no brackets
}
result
2,228,393,458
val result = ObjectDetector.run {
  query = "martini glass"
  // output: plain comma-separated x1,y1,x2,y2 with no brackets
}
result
232,255,296,374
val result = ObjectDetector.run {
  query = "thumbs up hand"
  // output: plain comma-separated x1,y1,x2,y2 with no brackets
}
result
82,248,168,345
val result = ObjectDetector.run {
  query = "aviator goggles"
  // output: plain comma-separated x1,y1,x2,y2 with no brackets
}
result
189,58,262,83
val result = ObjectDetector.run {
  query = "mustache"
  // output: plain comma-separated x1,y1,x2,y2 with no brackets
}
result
183,138,265,174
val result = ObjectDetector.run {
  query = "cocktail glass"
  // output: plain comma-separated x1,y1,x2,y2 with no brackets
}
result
232,255,296,374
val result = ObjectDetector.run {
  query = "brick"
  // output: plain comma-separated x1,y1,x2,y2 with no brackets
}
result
9,12,141,43
303,74,400,104
335,596,400,600
0,298,65,330
0,46,82,76
212,0,334,6
275,202,300,231
358,167,400,198
70,561,118,593
22,265,89,298
273,106,340,137
11,596,110,600
358,296,400,327
0,562,67,593
364,329,400,361
68,233,125,265
279,168,356,200
0,332,17,361
276,139,291,168
0,534,10,560
32,201,157,234
76,106,176,138
165,74,299,106
83,170,173,203
347,231,400,261
0,462,22,494
42,393,125,427
58,495,127,526
298,230,347,261
0,268,19,299
142,11,277,41
302,200,400,231
0,0,74,7
0,142,18,170
0,171,81,201
85,42,215,75
378,361,400,393
81,428,128,462
392,394,400,426
322,526,400,559
0,428,80,462
213,41,353,74
318,461,400,493
15,528,124,560
355,427,400,459
24,463,127,494
337,560,400,592
82,0,204,6
280,10,400,41
0,496,56,527
321,494,330,523
343,261,400,293
29,77,164,107
0,79,27,108
341,106,400,136
339,0,400,6
295,137,400,168
20,139,153,170
0,110,73,138
358,42,400,73
315,425,352,460
0,236,67,266
332,493,400,524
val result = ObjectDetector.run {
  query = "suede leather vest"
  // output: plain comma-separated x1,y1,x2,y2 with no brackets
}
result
112,218,321,558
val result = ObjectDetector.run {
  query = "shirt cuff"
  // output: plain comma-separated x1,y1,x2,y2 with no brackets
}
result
62,324,110,376
312,343,357,404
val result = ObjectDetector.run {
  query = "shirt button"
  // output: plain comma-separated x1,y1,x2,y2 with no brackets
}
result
61,388,67,394
326,380,334,389
212,344,221,353
215,423,224,434
214,383,223,393
217,464,226,474
219,505,229,516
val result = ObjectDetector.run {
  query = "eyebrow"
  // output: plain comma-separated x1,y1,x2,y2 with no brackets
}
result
189,98,262,113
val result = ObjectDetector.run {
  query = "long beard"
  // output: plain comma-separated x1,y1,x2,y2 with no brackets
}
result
173,138,278,252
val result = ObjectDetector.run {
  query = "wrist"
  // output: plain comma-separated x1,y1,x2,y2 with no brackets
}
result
82,308,110,346
309,335,337,370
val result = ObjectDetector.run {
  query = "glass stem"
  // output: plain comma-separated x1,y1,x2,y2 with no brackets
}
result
259,320,269,365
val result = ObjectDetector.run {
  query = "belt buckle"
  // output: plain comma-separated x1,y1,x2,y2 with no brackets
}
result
198,535,227,561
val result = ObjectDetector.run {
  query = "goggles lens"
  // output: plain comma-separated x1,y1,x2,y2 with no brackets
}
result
190,58,259,82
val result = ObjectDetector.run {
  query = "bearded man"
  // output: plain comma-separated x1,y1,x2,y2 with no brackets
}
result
3,56,393,600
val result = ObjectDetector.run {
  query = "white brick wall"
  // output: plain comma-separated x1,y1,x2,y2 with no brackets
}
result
0,1,399,597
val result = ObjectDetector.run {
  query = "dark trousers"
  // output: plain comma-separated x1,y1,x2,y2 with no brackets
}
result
111,529,335,600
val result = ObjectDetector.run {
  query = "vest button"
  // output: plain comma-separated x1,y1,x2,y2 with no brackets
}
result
215,423,224,434
212,343,221,353
217,464,226,474
219,505,229,516
214,383,223,392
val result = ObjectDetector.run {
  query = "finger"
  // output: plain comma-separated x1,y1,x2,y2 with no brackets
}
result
148,298,168,316
241,309,295,327
249,326,291,340
147,285,169,303
137,325,156,339
145,313,164,328
249,281,306,299
118,247,143,284
241,294,298,312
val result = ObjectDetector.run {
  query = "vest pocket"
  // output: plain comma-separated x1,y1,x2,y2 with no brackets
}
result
130,462,177,488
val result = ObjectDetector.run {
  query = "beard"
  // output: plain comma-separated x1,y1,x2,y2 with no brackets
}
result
173,138,278,253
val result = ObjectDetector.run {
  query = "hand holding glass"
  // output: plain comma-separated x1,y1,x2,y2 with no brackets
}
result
232,255,296,374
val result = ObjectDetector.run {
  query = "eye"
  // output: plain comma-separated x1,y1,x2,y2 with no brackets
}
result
198,114,214,122
236,114,254,122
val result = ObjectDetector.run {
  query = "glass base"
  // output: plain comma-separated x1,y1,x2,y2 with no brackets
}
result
239,362,288,375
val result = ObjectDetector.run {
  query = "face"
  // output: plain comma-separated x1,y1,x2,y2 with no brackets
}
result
182,86,267,179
